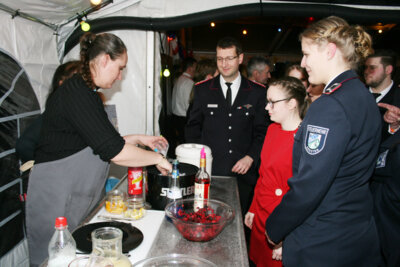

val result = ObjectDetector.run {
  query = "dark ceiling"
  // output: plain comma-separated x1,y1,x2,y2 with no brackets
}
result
187,15,399,59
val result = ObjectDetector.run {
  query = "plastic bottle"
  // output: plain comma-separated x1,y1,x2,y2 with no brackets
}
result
194,147,211,210
48,216,76,267
127,167,144,206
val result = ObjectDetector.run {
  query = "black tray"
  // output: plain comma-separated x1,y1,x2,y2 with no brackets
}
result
72,221,143,253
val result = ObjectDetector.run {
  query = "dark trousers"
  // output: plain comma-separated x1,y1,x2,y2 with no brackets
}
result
172,114,187,148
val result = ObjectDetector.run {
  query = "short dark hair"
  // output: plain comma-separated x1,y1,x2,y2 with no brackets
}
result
247,56,272,75
193,59,217,83
368,49,397,69
216,36,243,55
182,57,197,72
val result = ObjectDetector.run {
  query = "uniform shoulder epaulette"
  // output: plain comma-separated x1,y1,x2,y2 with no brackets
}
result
323,77,358,95
249,80,266,88
195,78,212,86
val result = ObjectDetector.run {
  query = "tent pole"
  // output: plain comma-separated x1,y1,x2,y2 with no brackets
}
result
145,31,155,136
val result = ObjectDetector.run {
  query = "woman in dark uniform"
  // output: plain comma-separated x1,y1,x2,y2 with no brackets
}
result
26,32,172,266
265,16,381,266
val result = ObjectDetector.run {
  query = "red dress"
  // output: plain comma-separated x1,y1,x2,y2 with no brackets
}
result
248,123,297,267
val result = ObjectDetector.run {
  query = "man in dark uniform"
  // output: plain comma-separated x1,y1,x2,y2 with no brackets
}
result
364,49,400,141
185,37,268,214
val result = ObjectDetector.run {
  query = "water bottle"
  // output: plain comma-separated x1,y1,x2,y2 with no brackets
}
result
48,216,76,267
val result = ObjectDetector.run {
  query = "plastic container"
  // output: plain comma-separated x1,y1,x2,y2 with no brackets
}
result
48,217,76,267
176,144,213,177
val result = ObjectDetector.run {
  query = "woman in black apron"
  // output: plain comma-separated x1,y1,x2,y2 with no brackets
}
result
26,32,172,266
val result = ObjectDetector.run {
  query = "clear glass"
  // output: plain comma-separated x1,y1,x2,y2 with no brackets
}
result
105,190,127,214
91,227,132,267
68,255,114,267
123,197,146,220
132,254,218,267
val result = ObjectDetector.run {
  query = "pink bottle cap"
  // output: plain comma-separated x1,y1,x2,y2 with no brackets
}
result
200,147,206,159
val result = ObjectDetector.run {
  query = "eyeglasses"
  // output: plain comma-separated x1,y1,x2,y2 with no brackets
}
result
216,56,238,63
266,98,291,108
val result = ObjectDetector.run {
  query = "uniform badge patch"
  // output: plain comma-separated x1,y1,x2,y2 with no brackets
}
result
376,150,388,168
305,125,329,155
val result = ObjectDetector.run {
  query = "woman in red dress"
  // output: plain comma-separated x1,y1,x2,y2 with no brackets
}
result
245,77,309,266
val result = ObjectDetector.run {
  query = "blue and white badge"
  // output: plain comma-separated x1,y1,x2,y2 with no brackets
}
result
305,125,329,155
376,150,389,168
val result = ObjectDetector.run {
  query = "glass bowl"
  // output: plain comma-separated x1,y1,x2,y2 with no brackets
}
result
132,254,217,267
164,198,234,242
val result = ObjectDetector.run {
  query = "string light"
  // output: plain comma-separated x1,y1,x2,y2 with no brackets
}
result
90,0,102,5
80,20,90,31
163,68,171,77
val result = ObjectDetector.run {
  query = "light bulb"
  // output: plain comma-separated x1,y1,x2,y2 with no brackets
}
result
163,68,171,77
90,0,102,5
81,21,91,32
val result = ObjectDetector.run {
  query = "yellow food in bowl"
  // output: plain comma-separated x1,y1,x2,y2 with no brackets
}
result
105,199,126,214
124,207,145,220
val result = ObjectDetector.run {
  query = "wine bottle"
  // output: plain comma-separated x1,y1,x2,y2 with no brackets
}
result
194,147,210,210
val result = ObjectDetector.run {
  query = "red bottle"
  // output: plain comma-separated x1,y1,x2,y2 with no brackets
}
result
194,147,210,210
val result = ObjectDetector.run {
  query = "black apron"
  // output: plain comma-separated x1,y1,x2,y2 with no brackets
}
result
26,147,109,266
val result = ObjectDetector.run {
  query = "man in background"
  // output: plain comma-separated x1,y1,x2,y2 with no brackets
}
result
171,57,197,146
364,49,400,140
185,37,268,214
247,56,272,85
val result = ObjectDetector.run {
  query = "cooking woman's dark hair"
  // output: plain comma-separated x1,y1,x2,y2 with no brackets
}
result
79,32,127,89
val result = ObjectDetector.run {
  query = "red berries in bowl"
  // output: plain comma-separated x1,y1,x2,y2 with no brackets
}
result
165,199,235,242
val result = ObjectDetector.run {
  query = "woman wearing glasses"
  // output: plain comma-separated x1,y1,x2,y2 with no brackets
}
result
265,16,381,266
245,76,309,266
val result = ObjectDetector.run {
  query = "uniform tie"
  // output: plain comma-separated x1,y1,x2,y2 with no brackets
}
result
372,93,381,100
226,82,232,108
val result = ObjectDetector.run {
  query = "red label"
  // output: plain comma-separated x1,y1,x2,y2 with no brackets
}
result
128,167,143,196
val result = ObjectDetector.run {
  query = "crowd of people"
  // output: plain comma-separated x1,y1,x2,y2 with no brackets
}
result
18,14,400,267
173,15,400,267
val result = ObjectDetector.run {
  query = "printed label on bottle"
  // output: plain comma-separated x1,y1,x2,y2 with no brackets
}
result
194,183,209,210
167,187,182,199
128,168,143,196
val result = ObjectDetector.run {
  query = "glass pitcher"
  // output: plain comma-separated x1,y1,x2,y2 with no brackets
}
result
91,227,132,267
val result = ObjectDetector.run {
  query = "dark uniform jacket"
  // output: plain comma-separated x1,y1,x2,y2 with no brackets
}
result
378,82,400,141
266,70,381,267
371,131,400,267
185,75,268,185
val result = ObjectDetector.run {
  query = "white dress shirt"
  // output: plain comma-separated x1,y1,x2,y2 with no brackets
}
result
220,73,241,106
172,72,194,117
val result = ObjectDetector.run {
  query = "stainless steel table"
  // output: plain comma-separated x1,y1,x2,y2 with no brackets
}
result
146,176,249,267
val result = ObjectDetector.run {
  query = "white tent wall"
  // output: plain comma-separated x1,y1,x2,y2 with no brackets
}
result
0,10,59,110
